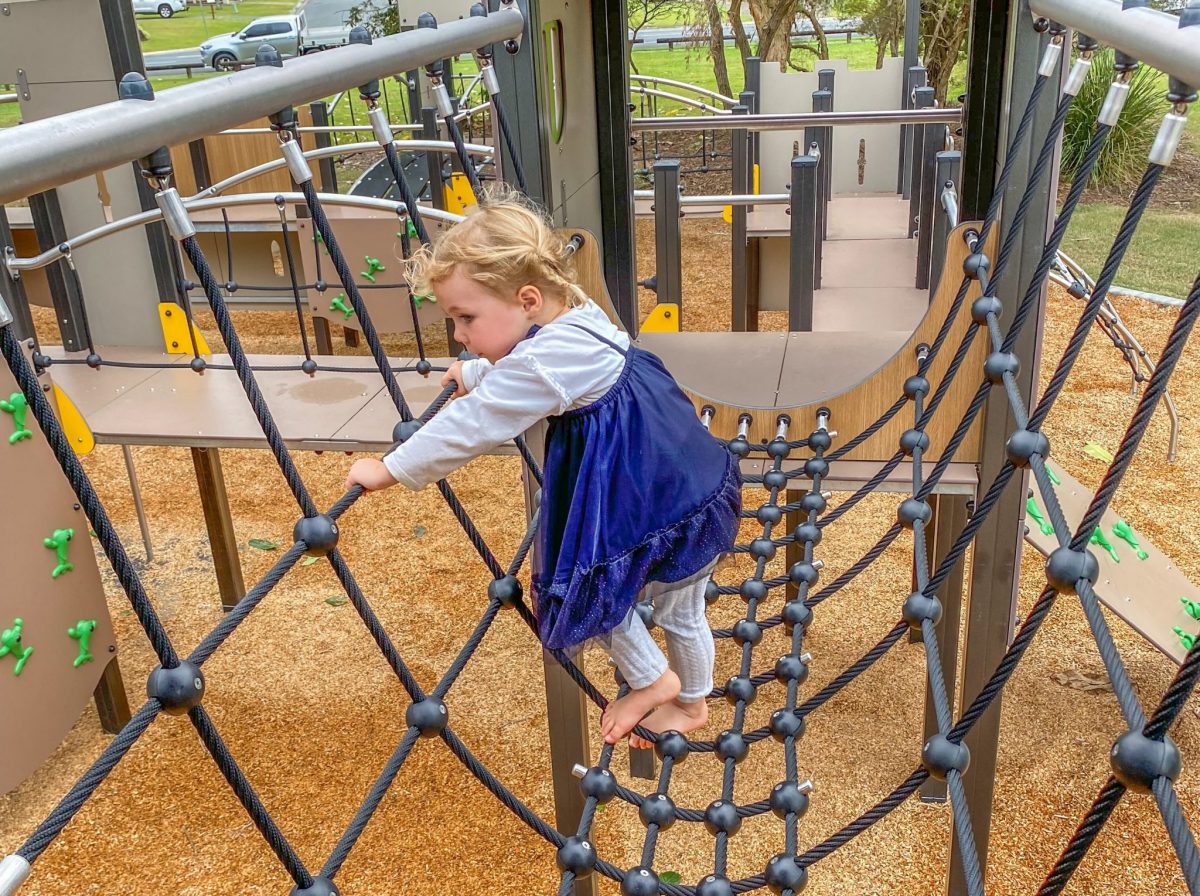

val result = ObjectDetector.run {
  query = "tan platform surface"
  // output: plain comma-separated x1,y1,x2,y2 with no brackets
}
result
1026,459,1198,665
776,330,914,406
637,331,789,410
826,194,911,241
813,287,928,333
333,366,463,449
820,238,918,289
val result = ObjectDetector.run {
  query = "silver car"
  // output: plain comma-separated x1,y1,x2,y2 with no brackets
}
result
132,0,187,17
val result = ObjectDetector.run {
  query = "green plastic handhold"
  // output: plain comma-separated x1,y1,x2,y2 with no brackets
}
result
1181,598,1200,622
1045,463,1060,486
0,618,33,676
412,293,437,310
0,392,33,445
1089,527,1120,563
361,255,385,283
314,229,329,254
1112,519,1149,560
67,619,97,668
1174,626,1197,652
1026,496,1054,536
330,294,355,321
43,527,75,578
396,218,418,240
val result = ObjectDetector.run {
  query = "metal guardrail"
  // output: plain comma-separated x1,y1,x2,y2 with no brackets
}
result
629,74,737,108
631,107,961,133
0,93,18,105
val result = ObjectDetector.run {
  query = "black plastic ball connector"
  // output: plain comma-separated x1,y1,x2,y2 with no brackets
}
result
85,353,102,369
639,792,677,830
922,734,970,781
416,13,444,77
301,359,318,376
800,491,826,514
696,875,735,896
983,351,1020,385
580,766,617,804
764,854,807,895
793,522,821,547
415,359,433,376
1005,429,1050,469
1109,731,1182,794
789,562,820,587
1168,5,1200,103
808,428,832,451
725,675,757,706
775,653,809,684
1114,0,1150,72
190,357,207,373
783,599,813,633
769,707,805,742
770,781,810,820
348,28,381,101
1045,546,1100,595
763,469,788,490
804,457,829,479
621,867,659,896
971,295,1003,325
555,837,596,878
146,661,205,715
704,799,742,836
32,352,54,371
393,419,422,443
757,503,783,524
704,578,721,605
728,437,751,458
487,575,522,607
405,697,448,737
750,537,777,560
902,591,942,631
293,513,339,557
655,730,690,762
903,375,930,399
962,252,990,280
768,437,791,459
899,428,929,456
715,730,749,763
740,578,768,602
733,619,762,646
290,877,340,896
634,601,655,629
897,498,932,529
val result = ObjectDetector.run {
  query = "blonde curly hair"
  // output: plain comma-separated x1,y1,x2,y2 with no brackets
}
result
405,186,589,308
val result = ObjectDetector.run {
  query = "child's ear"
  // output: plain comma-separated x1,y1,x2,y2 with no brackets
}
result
518,284,543,313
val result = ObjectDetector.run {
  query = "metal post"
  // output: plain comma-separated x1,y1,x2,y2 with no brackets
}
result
191,447,246,612
731,104,750,332
121,444,154,563
914,117,944,289
93,655,132,734
309,101,340,194
949,5,1058,892
652,160,683,325
928,151,961,297
908,86,934,239
812,88,833,245
422,104,461,355
745,57,761,167
0,209,35,341
901,66,927,199
788,154,818,332
27,191,88,352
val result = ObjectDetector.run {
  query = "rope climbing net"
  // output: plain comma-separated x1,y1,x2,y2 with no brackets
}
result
3,11,1200,896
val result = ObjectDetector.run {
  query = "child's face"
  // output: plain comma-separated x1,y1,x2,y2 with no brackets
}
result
439,267,549,363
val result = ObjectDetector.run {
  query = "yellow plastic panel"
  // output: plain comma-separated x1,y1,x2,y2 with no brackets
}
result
158,303,211,355
52,384,94,456
443,172,478,215
642,303,680,333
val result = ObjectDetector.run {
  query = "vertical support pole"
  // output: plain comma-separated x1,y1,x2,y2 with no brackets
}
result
928,151,961,297
901,66,927,199
309,101,340,195
652,160,683,324
908,86,934,239
788,154,818,332
915,118,944,289
812,88,832,252
0,209,35,341
92,655,133,734
423,105,461,355
28,191,88,352
190,446,246,612
949,5,1057,892
917,492,970,803
731,104,750,332
785,490,802,601
744,57,761,168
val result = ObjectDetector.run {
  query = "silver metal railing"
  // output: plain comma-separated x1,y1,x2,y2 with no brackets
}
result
631,107,961,133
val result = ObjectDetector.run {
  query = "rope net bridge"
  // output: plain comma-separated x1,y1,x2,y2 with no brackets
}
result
3,11,1200,896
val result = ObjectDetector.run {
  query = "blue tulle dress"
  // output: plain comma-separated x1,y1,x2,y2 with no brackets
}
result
531,324,743,652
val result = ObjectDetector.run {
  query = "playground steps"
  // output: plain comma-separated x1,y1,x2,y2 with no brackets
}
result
1025,458,1200,665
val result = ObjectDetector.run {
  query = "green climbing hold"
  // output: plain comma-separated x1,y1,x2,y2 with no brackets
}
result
67,619,97,668
1112,520,1149,560
361,256,386,283
412,292,437,310
1026,496,1054,536
1089,527,1120,564
330,294,355,321
1044,463,1060,486
43,527,75,578
0,618,33,676
396,218,418,240
314,229,329,254
0,392,33,445
1174,626,1197,652
1181,598,1200,622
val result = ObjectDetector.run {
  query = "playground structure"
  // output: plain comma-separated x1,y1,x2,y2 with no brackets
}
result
1,2,1200,896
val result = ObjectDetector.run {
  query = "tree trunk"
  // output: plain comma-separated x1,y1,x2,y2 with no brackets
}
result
922,1,971,104
728,0,753,66
799,7,828,60
877,40,886,68
705,0,734,98
748,0,799,65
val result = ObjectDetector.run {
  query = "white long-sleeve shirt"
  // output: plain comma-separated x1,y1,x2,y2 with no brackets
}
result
383,301,630,489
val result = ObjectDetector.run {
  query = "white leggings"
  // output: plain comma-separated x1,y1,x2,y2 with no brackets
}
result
605,562,717,703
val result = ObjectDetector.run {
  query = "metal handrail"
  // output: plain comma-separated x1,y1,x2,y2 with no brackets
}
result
629,74,737,108
630,86,732,116
632,190,790,206
631,107,961,133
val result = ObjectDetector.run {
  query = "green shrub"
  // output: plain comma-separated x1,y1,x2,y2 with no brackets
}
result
1061,50,1168,189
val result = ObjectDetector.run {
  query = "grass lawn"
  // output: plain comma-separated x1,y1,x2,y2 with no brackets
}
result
136,0,297,54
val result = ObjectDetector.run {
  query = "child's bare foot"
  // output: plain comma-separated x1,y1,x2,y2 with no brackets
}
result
600,669,681,744
629,697,709,750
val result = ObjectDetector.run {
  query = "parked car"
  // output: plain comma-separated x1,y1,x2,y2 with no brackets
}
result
199,13,350,70
132,0,187,18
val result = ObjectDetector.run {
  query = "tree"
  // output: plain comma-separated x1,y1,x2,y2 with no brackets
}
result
836,0,904,68
920,0,970,105
629,0,691,72
345,0,397,37
702,0,734,98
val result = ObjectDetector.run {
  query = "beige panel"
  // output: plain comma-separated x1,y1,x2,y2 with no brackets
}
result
44,346,188,417
395,0,475,27
0,345,117,795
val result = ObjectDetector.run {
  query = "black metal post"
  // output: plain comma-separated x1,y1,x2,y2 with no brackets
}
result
27,191,87,352
788,154,818,332
901,66,927,199
745,56,761,167
915,118,944,290
812,88,833,242
0,208,35,341
908,86,934,239
731,104,750,332
652,160,683,325
927,150,962,297
309,101,340,194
